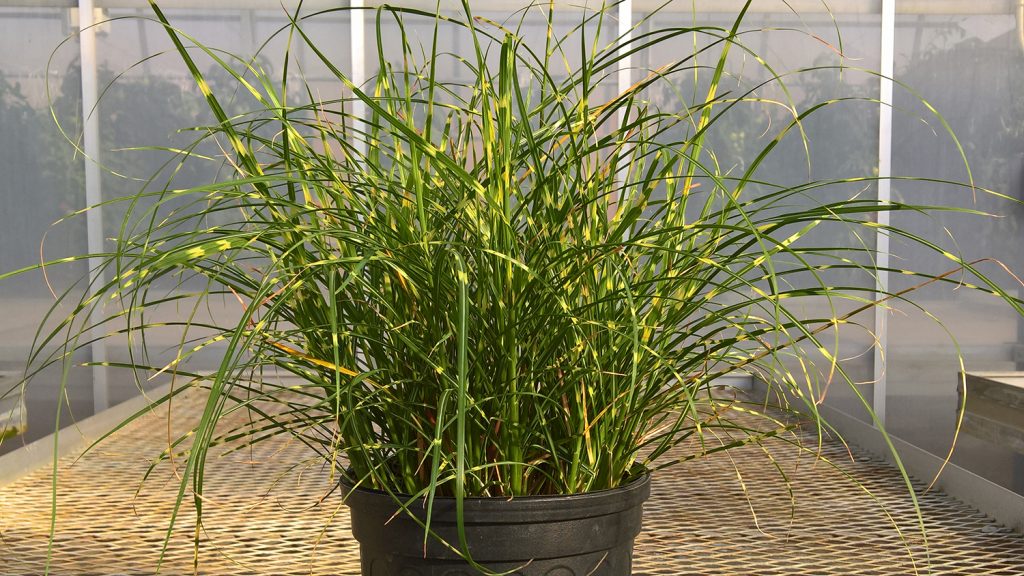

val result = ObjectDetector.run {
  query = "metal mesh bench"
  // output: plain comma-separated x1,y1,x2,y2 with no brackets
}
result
1,390,1022,575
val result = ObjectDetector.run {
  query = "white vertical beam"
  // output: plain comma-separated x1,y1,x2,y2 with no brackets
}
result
78,0,109,412
347,0,367,374
350,0,366,158
873,0,895,428
615,0,633,208
617,0,633,122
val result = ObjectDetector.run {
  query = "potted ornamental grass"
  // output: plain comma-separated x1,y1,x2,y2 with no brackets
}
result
5,0,1023,574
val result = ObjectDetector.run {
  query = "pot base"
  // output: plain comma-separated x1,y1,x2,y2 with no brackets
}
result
360,547,632,576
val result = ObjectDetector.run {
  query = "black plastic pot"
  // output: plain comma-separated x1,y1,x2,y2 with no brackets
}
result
340,474,651,576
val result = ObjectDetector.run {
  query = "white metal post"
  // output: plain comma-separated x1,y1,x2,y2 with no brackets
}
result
615,0,633,211
873,0,896,428
617,0,632,125
350,0,366,158
78,0,109,412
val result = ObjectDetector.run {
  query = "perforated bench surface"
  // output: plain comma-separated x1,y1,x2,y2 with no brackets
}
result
1,391,1023,575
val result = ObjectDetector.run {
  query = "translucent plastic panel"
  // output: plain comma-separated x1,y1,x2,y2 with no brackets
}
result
635,2,881,422
0,8,89,453
888,11,1024,494
83,6,353,407
364,1,618,134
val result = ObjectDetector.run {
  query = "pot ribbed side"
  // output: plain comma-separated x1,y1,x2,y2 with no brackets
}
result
341,474,651,576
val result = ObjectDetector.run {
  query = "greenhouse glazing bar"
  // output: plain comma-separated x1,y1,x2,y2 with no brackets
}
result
78,0,109,412
873,0,895,427
618,0,632,123
350,0,365,159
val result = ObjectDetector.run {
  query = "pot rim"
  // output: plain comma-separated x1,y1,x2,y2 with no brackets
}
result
341,470,652,532
339,469,651,504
